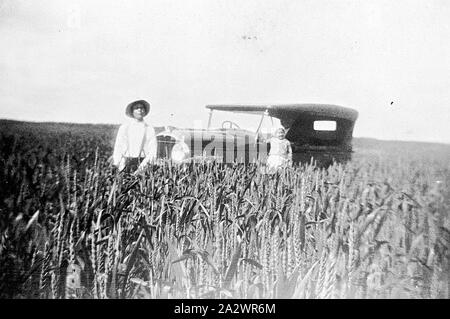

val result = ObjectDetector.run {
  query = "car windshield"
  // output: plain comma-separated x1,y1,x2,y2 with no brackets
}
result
207,110,282,135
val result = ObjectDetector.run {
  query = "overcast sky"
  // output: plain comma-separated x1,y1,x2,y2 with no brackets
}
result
1,0,449,143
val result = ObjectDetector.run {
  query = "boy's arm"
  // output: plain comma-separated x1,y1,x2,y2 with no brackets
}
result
147,126,158,161
112,125,126,168
137,138,157,171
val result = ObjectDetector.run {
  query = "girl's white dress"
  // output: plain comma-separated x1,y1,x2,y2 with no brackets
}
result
267,138,292,170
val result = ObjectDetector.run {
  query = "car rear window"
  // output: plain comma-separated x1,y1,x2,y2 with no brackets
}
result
314,121,336,131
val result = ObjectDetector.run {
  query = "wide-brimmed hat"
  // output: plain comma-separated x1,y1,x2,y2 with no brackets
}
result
125,100,150,118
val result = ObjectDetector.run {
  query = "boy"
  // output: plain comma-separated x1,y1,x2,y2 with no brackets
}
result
112,100,157,173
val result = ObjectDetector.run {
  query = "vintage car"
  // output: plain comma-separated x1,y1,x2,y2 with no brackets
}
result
155,104,358,166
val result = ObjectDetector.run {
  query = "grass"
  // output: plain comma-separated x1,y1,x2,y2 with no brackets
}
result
0,120,448,299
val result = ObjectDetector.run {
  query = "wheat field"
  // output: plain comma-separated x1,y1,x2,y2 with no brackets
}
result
0,120,449,299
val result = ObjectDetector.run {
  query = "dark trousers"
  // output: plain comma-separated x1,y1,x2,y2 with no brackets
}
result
123,157,144,173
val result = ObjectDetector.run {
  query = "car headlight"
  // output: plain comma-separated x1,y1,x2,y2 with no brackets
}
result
171,141,190,163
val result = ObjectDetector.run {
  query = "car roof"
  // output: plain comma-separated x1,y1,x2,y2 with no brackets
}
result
205,104,359,122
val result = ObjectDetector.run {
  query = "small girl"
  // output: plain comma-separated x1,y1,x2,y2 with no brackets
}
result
267,127,292,171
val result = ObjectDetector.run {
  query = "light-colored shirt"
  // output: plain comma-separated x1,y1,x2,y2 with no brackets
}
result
112,119,157,170
267,137,293,170
269,137,292,158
